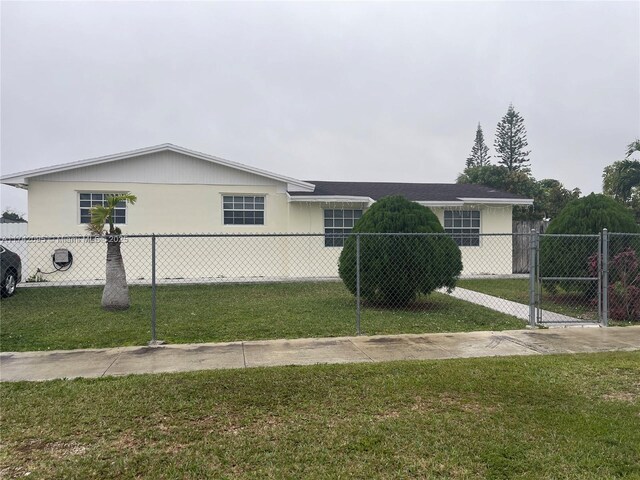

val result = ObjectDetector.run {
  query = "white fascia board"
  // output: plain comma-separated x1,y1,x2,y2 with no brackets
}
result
417,201,465,207
288,195,375,206
0,144,316,192
458,197,534,206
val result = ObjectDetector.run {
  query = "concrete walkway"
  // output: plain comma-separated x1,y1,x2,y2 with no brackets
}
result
447,287,590,324
1,327,638,382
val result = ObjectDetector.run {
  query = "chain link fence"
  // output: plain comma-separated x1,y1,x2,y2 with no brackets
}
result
1,231,637,350
537,233,602,324
606,233,640,324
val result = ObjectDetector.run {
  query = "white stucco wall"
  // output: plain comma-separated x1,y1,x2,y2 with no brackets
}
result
27,181,293,236
431,205,513,275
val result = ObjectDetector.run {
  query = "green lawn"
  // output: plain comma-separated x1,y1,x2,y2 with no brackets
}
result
1,352,639,479
1,282,524,352
457,278,598,319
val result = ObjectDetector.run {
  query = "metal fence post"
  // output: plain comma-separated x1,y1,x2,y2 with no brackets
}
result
528,229,537,327
598,229,603,323
356,233,361,336
602,228,609,327
149,233,161,346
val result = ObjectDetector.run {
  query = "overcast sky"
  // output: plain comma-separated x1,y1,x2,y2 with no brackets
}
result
1,1,639,217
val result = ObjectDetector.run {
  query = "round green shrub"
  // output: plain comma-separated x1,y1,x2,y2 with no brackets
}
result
338,196,462,307
540,193,640,296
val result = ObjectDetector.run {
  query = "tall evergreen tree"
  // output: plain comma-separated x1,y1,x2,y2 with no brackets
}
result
494,104,531,172
465,123,491,168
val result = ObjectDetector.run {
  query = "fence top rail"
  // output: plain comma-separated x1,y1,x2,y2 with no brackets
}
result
0,232,553,242
538,233,601,238
0,233,329,241
2,231,637,242
608,232,640,237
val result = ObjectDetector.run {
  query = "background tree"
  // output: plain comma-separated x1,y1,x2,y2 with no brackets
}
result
494,104,531,172
540,194,639,297
1,209,26,222
338,196,462,307
536,179,581,220
457,165,539,220
465,123,491,168
602,160,640,204
603,140,640,222
87,193,137,310
457,165,579,221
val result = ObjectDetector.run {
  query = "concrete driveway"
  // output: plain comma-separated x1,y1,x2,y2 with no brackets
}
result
1,326,639,382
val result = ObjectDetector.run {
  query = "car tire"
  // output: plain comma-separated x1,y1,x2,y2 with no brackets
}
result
1,271,17,298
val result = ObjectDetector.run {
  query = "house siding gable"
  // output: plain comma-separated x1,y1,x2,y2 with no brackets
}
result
33,150,284,188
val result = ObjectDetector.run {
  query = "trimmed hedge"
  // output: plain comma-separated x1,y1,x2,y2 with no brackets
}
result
338,196,462,307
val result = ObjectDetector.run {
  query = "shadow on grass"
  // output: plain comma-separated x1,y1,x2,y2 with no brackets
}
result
362,299,449,313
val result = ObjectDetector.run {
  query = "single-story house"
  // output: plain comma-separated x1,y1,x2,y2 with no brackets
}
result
1,144,532,282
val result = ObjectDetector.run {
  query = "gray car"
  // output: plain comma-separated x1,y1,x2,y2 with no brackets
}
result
0,245,22,297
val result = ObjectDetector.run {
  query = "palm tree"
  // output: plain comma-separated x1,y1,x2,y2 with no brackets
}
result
87,193,137,310
626,139,640,158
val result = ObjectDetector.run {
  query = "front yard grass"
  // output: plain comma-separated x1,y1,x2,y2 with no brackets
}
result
1,282,524,352
1,352,639,479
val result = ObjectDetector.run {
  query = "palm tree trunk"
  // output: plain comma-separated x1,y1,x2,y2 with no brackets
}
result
102,236,130,310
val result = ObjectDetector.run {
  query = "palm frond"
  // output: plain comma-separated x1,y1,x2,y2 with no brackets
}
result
86,193,137,235
105,193,137,209
86,205,111,235
626,139,640,158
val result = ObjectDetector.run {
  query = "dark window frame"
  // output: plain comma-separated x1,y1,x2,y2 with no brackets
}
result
443,210,480,247
324,209,363,247
79,192,127,225
222,195,265,225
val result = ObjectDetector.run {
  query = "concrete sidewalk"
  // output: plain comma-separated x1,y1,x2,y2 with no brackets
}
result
2,326,639,382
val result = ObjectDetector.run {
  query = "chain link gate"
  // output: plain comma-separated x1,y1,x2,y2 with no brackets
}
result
530,229,608,327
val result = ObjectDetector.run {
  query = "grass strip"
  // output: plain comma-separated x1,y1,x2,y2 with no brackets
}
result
1,352,638,479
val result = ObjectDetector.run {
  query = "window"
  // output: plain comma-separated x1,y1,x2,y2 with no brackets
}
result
324,209,363,247
444,210,480,246
79,193,127,224
223,195,265,225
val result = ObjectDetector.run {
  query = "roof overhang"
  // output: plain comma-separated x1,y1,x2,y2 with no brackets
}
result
457,197,534,206
288,195,375,206
416,201,465,207
0,144,316,192
288,197,533,207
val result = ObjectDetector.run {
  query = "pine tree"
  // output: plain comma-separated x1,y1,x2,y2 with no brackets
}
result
494,104,531,172
465,123,491,168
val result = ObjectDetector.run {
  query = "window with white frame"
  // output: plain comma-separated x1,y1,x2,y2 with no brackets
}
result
324,209,363,247
79,193,127,224
223,195,265,225
444,210,480,246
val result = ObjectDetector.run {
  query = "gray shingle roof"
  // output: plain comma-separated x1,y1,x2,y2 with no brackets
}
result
289,181,528,202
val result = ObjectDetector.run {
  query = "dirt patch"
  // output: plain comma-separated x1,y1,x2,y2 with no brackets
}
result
0,465,29,480
373,410,401,421
48,441,87,458
602,391,639,403
14,438,87,458
411,394,499,414
112,432,145,452
190,413,284,436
